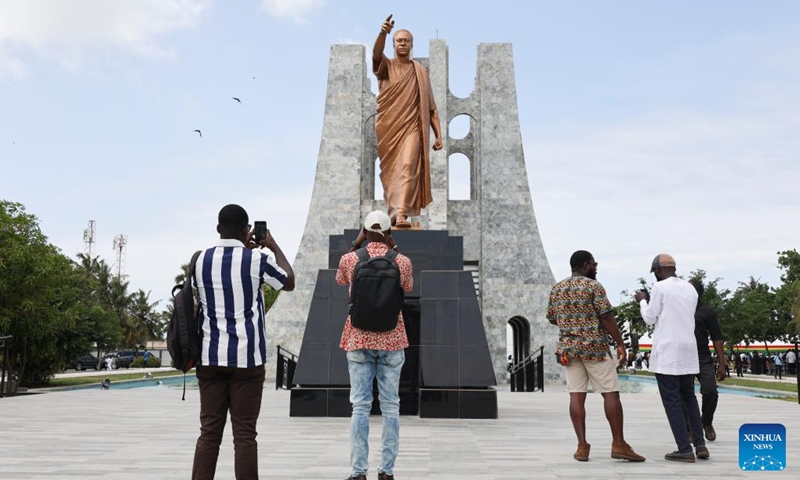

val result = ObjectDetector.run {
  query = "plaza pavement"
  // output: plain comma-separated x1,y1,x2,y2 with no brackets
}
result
1,380,799,480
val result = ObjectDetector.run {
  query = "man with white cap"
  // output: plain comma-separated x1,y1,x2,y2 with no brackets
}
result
336,210,413,480
635,254,707,463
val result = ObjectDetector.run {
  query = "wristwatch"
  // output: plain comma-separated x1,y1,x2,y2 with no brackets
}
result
351,241,360,249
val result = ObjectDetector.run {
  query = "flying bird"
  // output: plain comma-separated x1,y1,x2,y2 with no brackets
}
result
193,129,202,138
232,97,242,104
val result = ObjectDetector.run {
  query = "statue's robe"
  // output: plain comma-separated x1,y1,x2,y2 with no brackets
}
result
374,56,436,220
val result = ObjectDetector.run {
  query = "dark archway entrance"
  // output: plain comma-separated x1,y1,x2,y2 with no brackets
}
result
507,316,531,367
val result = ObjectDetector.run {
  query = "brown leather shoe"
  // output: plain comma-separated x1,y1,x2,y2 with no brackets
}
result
611,441,646,462
696,445,710,459
573,443,591,462
704,424,717,442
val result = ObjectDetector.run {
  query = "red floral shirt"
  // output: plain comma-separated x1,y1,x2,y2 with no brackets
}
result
337,242,413,351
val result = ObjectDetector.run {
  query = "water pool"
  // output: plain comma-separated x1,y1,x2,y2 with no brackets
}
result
63,374,198,391
618,374,785,398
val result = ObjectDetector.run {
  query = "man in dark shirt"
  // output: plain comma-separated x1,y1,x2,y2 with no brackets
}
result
688,279,726,442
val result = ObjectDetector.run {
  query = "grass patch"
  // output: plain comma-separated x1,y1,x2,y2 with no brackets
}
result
48,370,189,387
627,370,799,394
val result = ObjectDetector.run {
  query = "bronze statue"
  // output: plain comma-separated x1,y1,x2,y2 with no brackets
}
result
373,14,443,228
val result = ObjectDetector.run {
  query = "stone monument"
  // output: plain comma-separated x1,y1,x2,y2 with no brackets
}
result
265,38,562,388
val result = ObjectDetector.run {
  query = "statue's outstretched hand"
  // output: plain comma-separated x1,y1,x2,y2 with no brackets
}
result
381,14,394,34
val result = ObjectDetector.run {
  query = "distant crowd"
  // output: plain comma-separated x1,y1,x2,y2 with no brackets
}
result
624,349,797,379
728,350,796,378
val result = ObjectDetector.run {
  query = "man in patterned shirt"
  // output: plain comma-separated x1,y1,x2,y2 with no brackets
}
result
547,250,645,463
337,210,413,480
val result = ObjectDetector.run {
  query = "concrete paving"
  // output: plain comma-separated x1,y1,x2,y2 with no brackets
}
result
1,384,798,479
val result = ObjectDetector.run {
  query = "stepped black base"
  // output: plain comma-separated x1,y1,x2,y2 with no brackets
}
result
419,387,498,419
290,230,497,419
290,387,419,417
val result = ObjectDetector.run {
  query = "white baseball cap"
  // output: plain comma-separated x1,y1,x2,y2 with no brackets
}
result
364,210,391,235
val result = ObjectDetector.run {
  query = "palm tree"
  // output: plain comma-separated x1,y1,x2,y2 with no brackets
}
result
130,289,163,341
175,262,192,286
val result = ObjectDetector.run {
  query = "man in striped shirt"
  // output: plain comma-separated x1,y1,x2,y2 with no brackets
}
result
192,204,295,480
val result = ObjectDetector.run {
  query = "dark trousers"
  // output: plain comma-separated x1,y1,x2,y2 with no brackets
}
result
696,361,718,426
656,373,705,454
774,365,782,379
192,365,265,480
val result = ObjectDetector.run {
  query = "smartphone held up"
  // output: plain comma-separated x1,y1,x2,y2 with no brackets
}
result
254,221,267,243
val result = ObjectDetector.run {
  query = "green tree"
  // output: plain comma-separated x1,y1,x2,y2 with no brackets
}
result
129,289,163,342
0,201,94,388
686,269,740,349
687,270,730,312
727,277,785,355
775,249,800,339
263,285,280,312
614,278,652,351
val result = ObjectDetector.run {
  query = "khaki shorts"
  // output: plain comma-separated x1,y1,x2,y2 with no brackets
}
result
566,357,620,393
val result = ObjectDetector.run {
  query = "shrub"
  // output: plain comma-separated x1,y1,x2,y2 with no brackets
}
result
131,356,162,368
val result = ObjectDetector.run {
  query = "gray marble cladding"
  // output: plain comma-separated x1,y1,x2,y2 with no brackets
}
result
265,41,564,385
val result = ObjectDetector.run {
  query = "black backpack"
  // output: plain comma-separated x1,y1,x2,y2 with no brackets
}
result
167,250,202,399
349,247,404,332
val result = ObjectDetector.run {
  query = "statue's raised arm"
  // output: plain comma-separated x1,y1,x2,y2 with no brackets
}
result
373,14,393,70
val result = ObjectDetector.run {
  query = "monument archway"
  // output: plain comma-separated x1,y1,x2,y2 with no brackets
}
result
507,316,531,366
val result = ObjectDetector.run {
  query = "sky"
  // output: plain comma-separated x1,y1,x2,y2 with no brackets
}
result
2,0,799,313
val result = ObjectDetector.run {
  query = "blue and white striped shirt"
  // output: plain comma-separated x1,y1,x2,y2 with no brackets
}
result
194,239,288,368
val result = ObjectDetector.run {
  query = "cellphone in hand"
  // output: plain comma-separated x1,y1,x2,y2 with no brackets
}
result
254,221,267,243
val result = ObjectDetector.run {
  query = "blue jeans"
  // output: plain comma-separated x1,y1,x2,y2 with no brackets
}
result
347,349,405,477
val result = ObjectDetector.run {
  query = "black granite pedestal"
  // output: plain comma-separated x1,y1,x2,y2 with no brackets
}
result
289,230,497,419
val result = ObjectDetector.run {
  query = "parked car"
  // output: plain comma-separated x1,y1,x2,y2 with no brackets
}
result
114,350,136,368
73,354,99,371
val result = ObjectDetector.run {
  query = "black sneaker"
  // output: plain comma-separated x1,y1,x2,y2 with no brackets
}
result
344,476,365,480
665,450,696,463
378,473,395,480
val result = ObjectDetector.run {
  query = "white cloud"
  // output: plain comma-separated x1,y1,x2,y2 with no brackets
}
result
0,0,209,77
260,0,323,24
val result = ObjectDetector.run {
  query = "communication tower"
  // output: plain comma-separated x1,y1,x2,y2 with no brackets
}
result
82,220,96,257
112,234,128,279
